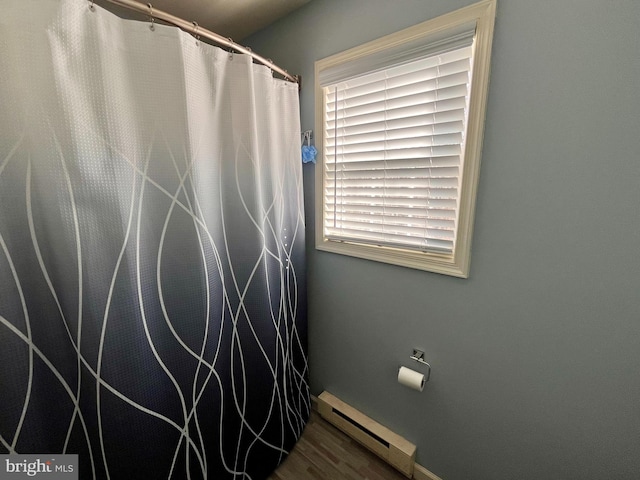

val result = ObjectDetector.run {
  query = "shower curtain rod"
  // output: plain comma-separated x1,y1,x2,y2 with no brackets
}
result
101,0,299,84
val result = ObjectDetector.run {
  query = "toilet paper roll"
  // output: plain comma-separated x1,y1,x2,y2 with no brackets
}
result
398,366,425,392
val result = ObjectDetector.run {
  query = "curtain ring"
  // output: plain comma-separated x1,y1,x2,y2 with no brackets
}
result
227,38,234,60
147,3,155,31
192,22,200,45
89,0,95,11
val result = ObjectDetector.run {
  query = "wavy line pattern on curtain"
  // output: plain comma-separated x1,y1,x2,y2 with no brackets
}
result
0,1,308,478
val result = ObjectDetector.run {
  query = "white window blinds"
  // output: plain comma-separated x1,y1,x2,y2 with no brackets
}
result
322,41,474,254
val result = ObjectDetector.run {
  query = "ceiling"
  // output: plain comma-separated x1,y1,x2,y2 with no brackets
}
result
95,0,311,42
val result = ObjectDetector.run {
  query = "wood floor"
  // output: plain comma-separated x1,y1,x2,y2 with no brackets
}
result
268,410,410,480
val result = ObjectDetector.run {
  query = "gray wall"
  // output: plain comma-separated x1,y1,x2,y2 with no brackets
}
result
247,1,640,479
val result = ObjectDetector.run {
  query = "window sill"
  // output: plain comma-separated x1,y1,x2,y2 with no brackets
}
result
316,238,470,278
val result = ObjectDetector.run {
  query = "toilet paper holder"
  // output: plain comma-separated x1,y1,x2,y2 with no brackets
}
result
410,349,431,382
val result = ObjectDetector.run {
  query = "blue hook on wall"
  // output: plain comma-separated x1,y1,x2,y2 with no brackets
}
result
301,130,317,164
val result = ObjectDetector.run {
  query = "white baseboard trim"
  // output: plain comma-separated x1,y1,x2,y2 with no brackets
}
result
413,463,444,480
317,391,416,478
310,393,442,480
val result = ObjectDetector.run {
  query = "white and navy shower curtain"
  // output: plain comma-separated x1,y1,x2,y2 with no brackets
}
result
0,0,308,478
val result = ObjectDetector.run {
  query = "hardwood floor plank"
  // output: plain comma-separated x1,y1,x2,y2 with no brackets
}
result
268,411,410,480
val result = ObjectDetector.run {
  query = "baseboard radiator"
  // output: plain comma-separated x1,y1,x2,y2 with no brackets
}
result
317,391,416,478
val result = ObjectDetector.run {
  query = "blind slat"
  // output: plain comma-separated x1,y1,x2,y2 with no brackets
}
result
325,186,459,198
325,146,462,163
325,229,454,250
326,85,469,119
326,68,470,108
325,196,457,209
325,109,466,138
326,204,457,219
326,134,463,156
325,155,460,171
326,121,464,148
326,97,468,130
330,166,460,180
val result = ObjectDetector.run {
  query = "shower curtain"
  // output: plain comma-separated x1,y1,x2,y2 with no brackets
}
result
0,0,308,478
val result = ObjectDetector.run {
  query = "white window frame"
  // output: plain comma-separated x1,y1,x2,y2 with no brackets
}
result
314,0,496,278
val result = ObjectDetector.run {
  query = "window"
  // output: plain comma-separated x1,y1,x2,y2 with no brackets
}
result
314,0,496,277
